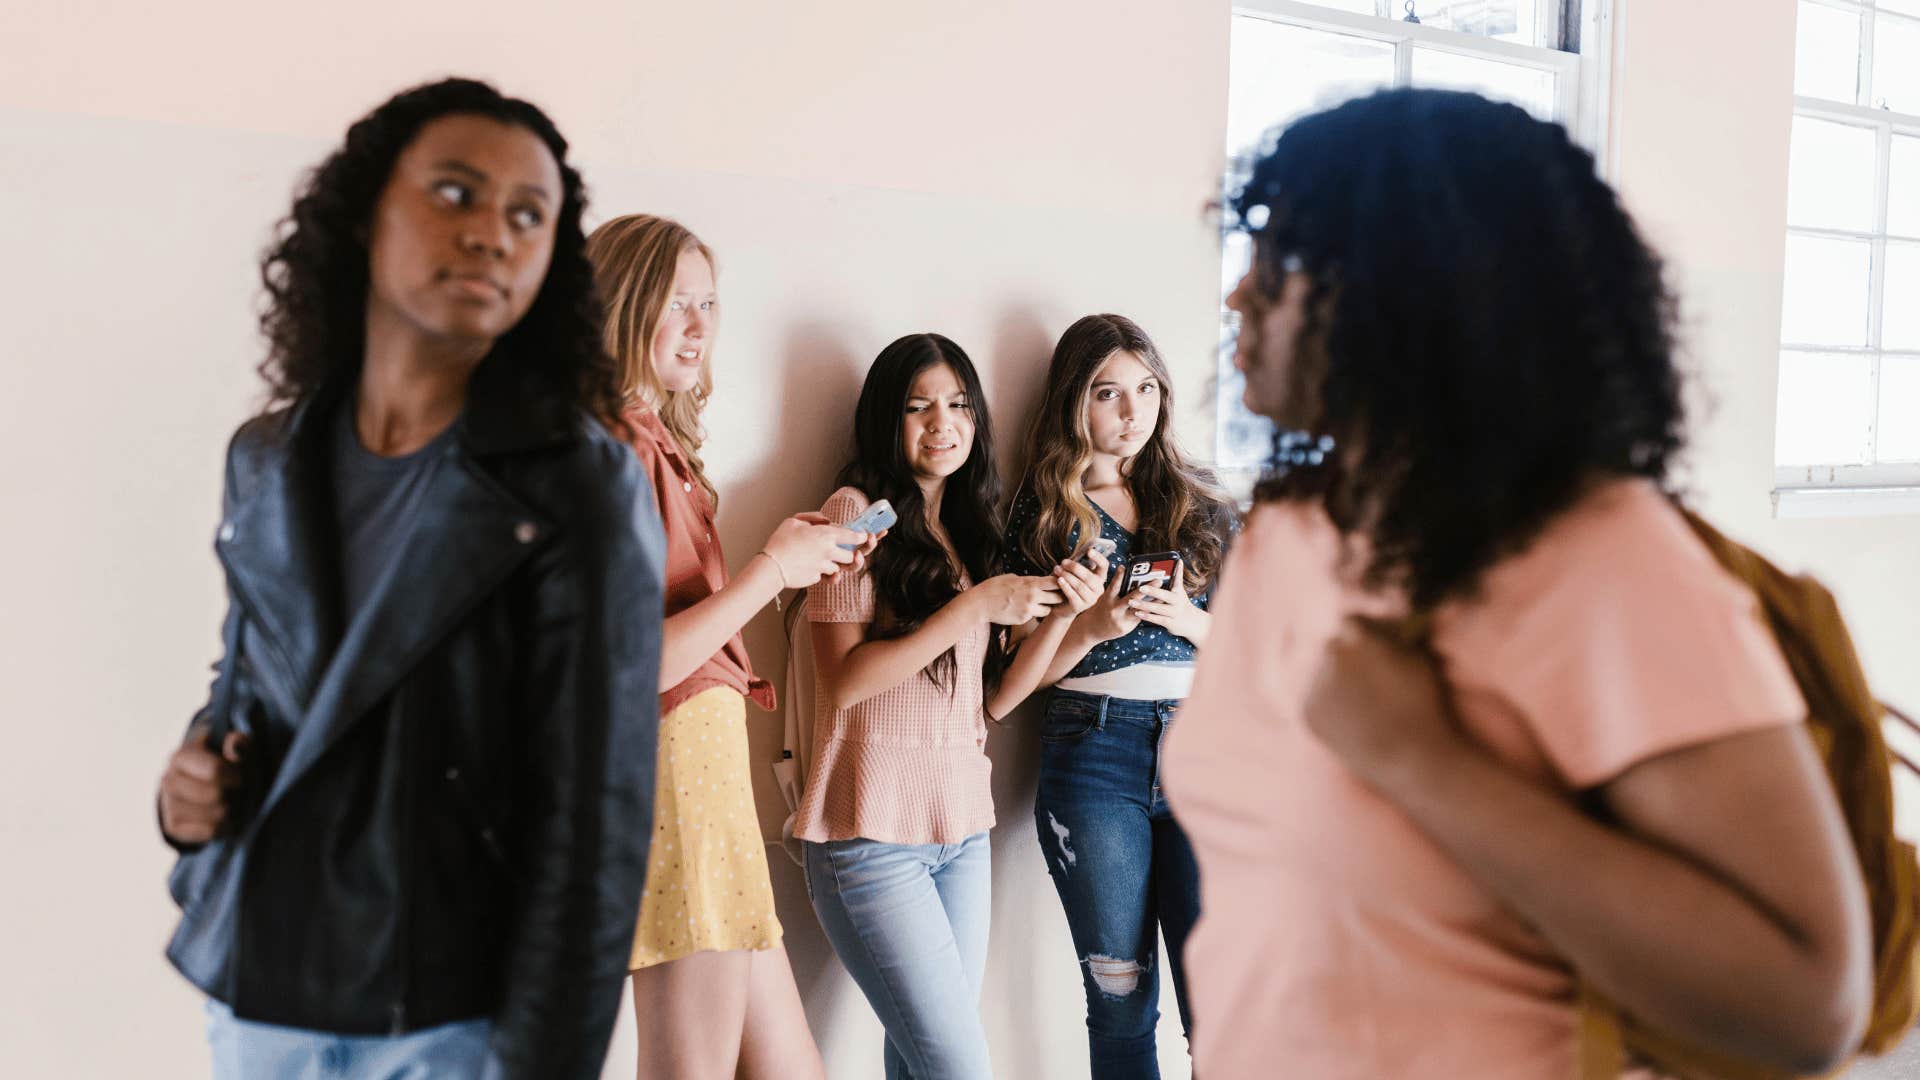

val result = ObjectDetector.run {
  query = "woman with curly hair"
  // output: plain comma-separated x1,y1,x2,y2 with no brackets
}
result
587,214,859,1080
153,78,667,1079
986,313,1234,1079
1164,89,1871,1078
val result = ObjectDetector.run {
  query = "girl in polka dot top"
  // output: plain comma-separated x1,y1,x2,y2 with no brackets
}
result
987,313,1236,1079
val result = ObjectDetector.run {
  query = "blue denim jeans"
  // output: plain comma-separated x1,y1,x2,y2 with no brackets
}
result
204,1000,492,1079
1034,689,1201,1080
803,832,993,1080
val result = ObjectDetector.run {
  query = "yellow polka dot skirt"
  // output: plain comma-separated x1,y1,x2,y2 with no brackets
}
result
630,686,782,969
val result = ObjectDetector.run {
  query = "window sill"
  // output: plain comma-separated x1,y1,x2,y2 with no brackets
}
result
1771,486,1920,519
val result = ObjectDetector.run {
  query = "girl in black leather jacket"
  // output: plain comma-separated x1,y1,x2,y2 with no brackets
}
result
155,77,667,1080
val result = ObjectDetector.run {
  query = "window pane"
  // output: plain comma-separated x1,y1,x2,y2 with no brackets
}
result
1891,136,1920,239
1776,351,1875,466
1881,0,1920,17
1884,243,1920,351
1782,234,1872,345
1411,47,1558,120
1216,368,1278,469
1217,231,1275,469
1786,116,1877,231
1227,18,1396,156
1298,0,1382,13
1795,1,1862,102
1878,354,1920,462
1406,1,1548,48
1872,14,1920,114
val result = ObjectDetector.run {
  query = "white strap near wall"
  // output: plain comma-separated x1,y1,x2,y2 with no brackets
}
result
770,589,814,866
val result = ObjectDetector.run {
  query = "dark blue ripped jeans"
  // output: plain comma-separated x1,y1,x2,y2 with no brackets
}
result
1033,688,1201,1080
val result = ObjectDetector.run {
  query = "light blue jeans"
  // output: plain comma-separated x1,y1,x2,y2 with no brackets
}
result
804,833,993,1080
204,1001,492,1079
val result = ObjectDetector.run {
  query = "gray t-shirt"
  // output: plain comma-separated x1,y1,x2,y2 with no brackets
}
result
330,406,460,620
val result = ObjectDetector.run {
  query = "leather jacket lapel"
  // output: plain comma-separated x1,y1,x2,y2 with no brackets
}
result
250,446,551,828
215,408,340,726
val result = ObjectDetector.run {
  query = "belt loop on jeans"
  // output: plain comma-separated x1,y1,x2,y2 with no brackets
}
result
1095,693,1110,732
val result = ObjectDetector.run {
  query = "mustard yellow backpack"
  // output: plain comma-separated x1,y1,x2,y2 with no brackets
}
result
1577,509,1920,1078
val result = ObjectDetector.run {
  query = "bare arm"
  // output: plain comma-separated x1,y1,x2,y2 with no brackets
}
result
1309,625,1873,1072
657,555,783,690
656,514,866,691
988,556,1106,720
810,594,985,711
1040,564,1140,686
1041,621,1103,687
987,610,1077,720
812,574,1060,710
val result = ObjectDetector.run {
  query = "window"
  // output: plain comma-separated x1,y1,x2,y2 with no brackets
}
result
1216,1,1606,473
1777,0,1920,497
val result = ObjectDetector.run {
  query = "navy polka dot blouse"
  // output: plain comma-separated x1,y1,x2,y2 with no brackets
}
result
1002,490,1220,680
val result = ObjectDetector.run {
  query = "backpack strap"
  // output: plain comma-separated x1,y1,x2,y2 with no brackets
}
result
1577,987,1629,1080
772,587,813,866
1885,702,1920,777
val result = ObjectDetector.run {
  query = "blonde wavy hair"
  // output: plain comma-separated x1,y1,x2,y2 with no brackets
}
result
586,214,719,504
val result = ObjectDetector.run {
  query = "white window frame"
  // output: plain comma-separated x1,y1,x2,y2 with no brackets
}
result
1216,1,1614,484
1231,1,1593,145
1775,0,1920,515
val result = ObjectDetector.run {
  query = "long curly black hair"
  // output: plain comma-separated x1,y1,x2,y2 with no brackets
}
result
1232,89,1685,611
836,333,1006,692
255,77,623,430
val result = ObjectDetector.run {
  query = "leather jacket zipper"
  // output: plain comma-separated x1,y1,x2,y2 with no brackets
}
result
391,685,413,1035
448,766,510,870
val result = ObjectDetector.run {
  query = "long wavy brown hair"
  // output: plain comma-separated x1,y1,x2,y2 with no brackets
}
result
1016,314,1233,591
586,213,720,504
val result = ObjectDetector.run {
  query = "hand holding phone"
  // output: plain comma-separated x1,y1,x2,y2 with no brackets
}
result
763,513,861,589
1079,537,1118,573
1121,551,1183,595
1127,557,1208,644
838,499,897,550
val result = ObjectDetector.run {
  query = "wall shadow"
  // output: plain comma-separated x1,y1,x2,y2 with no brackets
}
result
716,320,878,1060
980,305,1062,1071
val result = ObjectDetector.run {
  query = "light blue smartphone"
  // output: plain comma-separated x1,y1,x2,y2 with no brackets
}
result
1081,536,1119,572
838,498,897,549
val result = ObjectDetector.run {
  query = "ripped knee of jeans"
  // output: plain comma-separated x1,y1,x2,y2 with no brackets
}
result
1084,953,1146,997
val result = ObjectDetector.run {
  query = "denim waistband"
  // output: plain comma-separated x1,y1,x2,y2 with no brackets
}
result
1048,686,1182,720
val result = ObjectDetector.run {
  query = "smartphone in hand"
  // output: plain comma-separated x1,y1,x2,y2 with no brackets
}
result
838,499,898,549
1121,551,1182,594
1080,537,1118,573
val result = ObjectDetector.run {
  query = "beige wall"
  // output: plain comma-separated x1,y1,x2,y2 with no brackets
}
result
0,2,1226,1076
7,0,1916,1076
1606,0,1920,814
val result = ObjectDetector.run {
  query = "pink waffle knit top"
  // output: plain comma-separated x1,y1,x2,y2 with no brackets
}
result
792,486,997,845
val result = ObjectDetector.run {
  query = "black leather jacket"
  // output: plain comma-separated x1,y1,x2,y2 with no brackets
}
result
164,377,663,1080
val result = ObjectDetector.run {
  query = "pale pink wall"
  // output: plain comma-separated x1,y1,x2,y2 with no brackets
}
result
0,3,1229,1077
4,1,1224,215
1608,0,1920,822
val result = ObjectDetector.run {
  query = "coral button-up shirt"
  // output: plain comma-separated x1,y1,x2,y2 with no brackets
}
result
623,406,775,715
